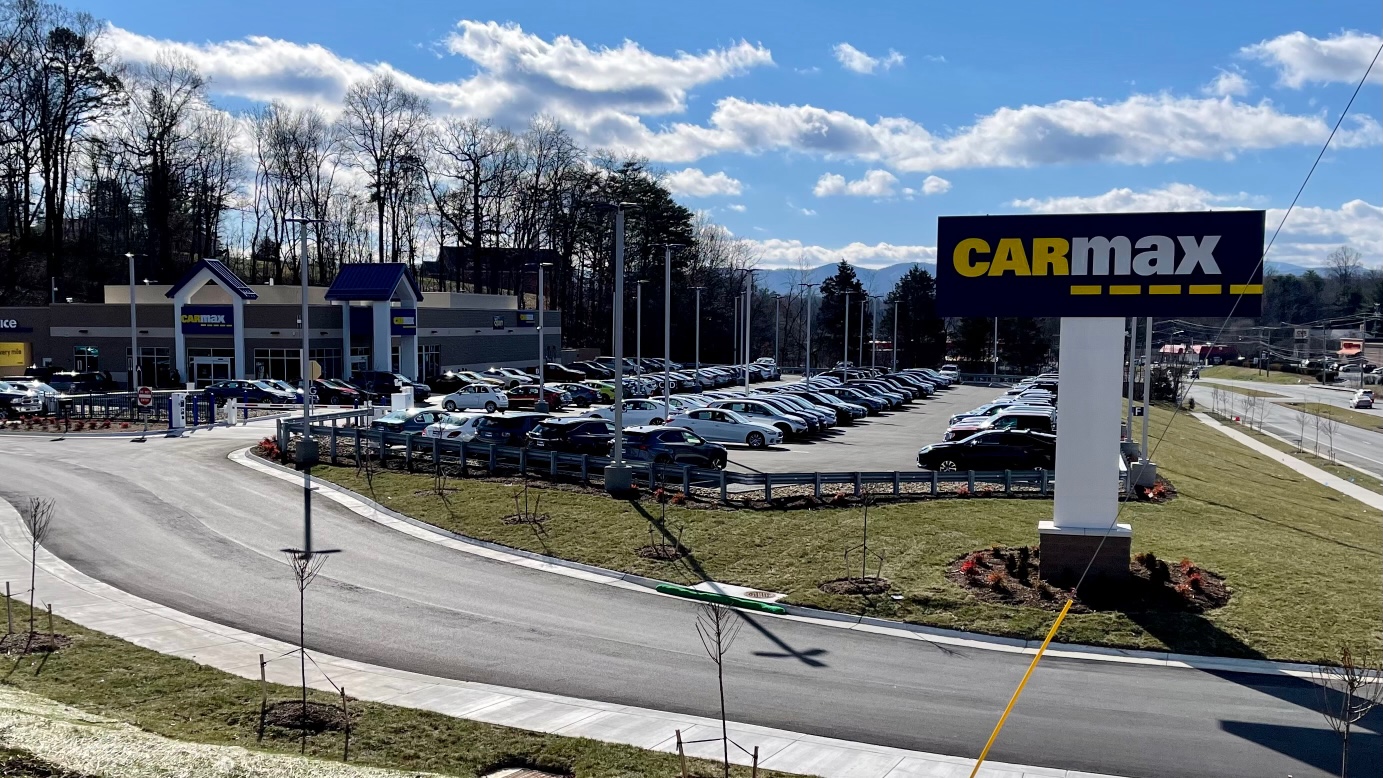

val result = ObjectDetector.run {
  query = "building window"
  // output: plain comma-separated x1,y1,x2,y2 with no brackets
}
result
252,348,301,382
73,345,99,371
125,346,171,387
420,344,440,380
309,348,342,380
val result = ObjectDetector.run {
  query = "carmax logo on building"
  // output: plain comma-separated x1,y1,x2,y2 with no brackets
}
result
181,313,228,325
935,210,1265,318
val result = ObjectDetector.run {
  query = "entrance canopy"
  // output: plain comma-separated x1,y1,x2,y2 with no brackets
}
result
166,259,256,382
326,263,424,378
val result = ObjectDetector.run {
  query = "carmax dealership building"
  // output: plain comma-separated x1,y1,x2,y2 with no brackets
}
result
0,260,560,388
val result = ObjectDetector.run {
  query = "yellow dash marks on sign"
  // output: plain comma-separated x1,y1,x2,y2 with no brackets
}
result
1108,285,1141,295
968,598,1075,778
1189,285,1222,295
1148,285,1182,295
1229,284,1263,295
1069,285,1102,295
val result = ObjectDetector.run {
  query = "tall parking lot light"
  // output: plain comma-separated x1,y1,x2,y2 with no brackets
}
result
124,252,142,390
691,286,704,386
743,269,760,392
870,295,882,370
891,300,900,372
799,282,819,377
284,215,324,558
660,244,682,420
842,291,851,368
773,293,782,367
532,261,553,412
858,297,866,369
600,202,639,494
636,279,649,370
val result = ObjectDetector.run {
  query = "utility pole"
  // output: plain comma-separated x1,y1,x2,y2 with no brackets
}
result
284,216,324,559
660,244,681,419
1126,317,1137,432
843,291,852,368
800,283,819,377
773,293,781,367
1142,316,1151,456
533,261,552,412
992,317,998,380
692,286,704,388
636,279,648,370
891,300,900,372
603,202,638,494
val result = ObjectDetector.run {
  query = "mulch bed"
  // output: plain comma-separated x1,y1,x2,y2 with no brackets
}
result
0,632,72,655
819,576,892,595
0,750,100,778
262,700,350,734
1131,474,1179,503
501,513,550,526
946,546,1230,614
636,544,688,561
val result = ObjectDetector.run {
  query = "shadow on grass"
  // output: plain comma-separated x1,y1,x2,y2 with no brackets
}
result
1188,495,1381,557
1219,719,1380,777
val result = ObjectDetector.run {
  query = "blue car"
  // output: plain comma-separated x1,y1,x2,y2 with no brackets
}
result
621,425,728,469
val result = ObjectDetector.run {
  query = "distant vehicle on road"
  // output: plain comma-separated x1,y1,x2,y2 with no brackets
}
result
917,430,1055,472
1350,389,1374,409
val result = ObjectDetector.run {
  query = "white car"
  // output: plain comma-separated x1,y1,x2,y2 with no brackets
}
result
422,412,486,441
668,408,783,448
441,384,510,413
484,367,537,388
582,398,678,426
1350,390,1374,409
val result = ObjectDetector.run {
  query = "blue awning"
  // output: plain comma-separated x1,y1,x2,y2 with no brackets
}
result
164,258,258,300
325,263,423,303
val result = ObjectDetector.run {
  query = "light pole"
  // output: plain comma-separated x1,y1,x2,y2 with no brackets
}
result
842,291,852,368
992,316,999,379
800,282,818,378
891,300,900,372
284,216,324,559
659,244,682,419
601,202,638,494
772,293,781,367
870,295,882,370
691,286,704,388
858,297,866,370
636,279,648,370
743,269,759,391
532,261,553,412
732,295,740,365
124,252,144,389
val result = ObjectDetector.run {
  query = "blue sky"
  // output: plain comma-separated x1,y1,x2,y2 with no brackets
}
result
72,0,1381,269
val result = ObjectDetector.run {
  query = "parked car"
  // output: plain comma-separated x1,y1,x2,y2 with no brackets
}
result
441,383,510,413
621,425,728,469
526,417,616,455
0,380,43,417
371,408,447,433
581,380,617,403
352,371,432,401
572,361,615,379
473,411,551,446
553,382,601,408
483,367,537,388
706,398,808,437
425,371,474,394
323,378,377,403
668,407,782,448
298,378,361,405
816,385,885,414
979,408,1056,434
422,412,487,442
583,398,677,426
538,363,588,383
939,364,961,378
917,430,1056,472
204,379,296,404
506,384,570,410
45,371,111,393
1350,389,1374,409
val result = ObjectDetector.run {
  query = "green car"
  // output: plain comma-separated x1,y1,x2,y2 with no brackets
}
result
582,380,617,402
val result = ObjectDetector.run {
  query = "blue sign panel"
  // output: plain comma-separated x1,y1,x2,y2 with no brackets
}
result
935,210,1265,317
390,310,417,336
180,305,234,334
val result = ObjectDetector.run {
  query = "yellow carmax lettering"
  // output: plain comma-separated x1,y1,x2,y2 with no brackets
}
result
988,238,1030,276
1030,238,1070,276
953,238,991,278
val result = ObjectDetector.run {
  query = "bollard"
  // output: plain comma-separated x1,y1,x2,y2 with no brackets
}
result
45,603,52,644
675,729,688,778
1004,469,1012,495
341,686,350,762
763,472,772,501
893,471,901,496
581,455,589,485
719,469,728,501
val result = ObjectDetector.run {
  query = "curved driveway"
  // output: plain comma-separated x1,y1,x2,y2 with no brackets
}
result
0,429,1370,778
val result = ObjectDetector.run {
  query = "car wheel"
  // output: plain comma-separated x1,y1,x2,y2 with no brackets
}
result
654,454,672,465
746,431,766,449
939,460,959,472
484,401,497,413
443,400,457,411
710,454,727,469
650,417,664,425
578,398,591,408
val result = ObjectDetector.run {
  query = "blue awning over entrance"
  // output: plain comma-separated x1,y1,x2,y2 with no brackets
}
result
325,263,423,303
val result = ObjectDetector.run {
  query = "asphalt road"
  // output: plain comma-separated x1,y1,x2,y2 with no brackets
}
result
1187,379,1383,480
0,430,1374,778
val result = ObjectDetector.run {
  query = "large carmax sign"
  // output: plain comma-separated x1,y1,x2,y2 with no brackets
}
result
180,304,234,334
935,210,1265,317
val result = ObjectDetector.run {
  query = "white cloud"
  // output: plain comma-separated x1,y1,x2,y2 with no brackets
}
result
1242,31,1383,88
726,203,747,212
1011,184,1381,267
1202,70,1251,97
663,167,743,196
832,43,905,74
748,239,936,269
921,175,951,195
799,207,818,217
813,169,897,197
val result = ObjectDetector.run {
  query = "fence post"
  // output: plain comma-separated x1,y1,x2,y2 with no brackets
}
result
1004,469,1012,495
931,470,939,496
488,445,497,474
719,468,728,502
813,472,822,499
967,470,975,493
682,465,691,495
376,430,387,464
647,461,655,488
519,447,528,477
752,745,759,778
581,455,589,485
352,427,362,464
330,425,339,465
675,729,688,778
405,434,415,472
893,471,901,496
853,472,862,496
550,450,558,478
4,581,10,635
1041,468,1049,496
763,472,772,501
257,653,267,742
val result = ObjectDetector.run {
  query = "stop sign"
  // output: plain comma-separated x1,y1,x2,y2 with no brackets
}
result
136,386,153,407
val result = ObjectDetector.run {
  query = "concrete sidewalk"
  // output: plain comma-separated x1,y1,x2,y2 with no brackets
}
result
1192,412,1383,512
0,498,1125,778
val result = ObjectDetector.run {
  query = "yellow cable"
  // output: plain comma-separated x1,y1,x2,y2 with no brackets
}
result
967,598,1074,778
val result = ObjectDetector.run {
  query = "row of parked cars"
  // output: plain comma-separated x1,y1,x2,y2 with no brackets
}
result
916,373,1059,472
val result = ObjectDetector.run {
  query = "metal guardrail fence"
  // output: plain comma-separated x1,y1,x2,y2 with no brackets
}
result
279,416,1056,501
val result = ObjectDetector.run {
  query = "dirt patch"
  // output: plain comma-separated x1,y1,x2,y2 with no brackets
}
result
262,700,350,734
819,577,892,595
0,632,72,656
947,546,1230,614
635,544,688,561
500,513,550,526
0,749,101,778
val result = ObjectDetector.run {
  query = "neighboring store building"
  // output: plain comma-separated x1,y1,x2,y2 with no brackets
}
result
0,260,562,388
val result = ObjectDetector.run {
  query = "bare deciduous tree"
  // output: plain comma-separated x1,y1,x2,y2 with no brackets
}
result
284,550,329,753
695,602,743,778
20,497,53,647
1316,646,1383,778
338,73,429,263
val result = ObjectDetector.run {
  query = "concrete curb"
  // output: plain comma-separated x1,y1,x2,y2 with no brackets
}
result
231,447,1322,679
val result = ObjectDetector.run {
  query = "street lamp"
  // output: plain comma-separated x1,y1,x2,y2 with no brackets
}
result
283,216,324,559
592,202,639,494
772,293,782,367
842,291,852,368
635,279,649,370
743,269,760,391
799,283,819,377
891,300,901,372
658,244,683,419
858,297,866,370
691,286,705,388
869,295,882,370
530,261,554,412
123,252,146,390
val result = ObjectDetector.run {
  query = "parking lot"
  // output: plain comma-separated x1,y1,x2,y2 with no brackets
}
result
419,378,1001,474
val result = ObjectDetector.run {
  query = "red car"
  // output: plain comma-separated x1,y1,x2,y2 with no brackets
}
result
506,384,569,410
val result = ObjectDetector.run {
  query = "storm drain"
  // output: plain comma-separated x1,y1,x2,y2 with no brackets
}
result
742,590,778,600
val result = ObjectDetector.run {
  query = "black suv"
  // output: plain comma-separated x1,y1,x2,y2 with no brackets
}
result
526,418,616,455
351,371,431,402
916,430,1055,472
473,411,552,446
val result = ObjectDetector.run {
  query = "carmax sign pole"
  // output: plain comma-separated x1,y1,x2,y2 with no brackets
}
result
936,210,1264,583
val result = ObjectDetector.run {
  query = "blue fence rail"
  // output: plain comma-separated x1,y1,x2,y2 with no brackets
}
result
280,418,1055,501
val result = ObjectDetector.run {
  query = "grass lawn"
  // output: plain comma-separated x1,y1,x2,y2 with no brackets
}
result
1199,365,1324,385
312,407,1381,664
1284,401,1383,433
0,601,789,778
1207,412,1383,496
1199,381,1286,399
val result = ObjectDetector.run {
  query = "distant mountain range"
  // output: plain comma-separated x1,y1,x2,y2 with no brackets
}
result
755,260,1317,296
